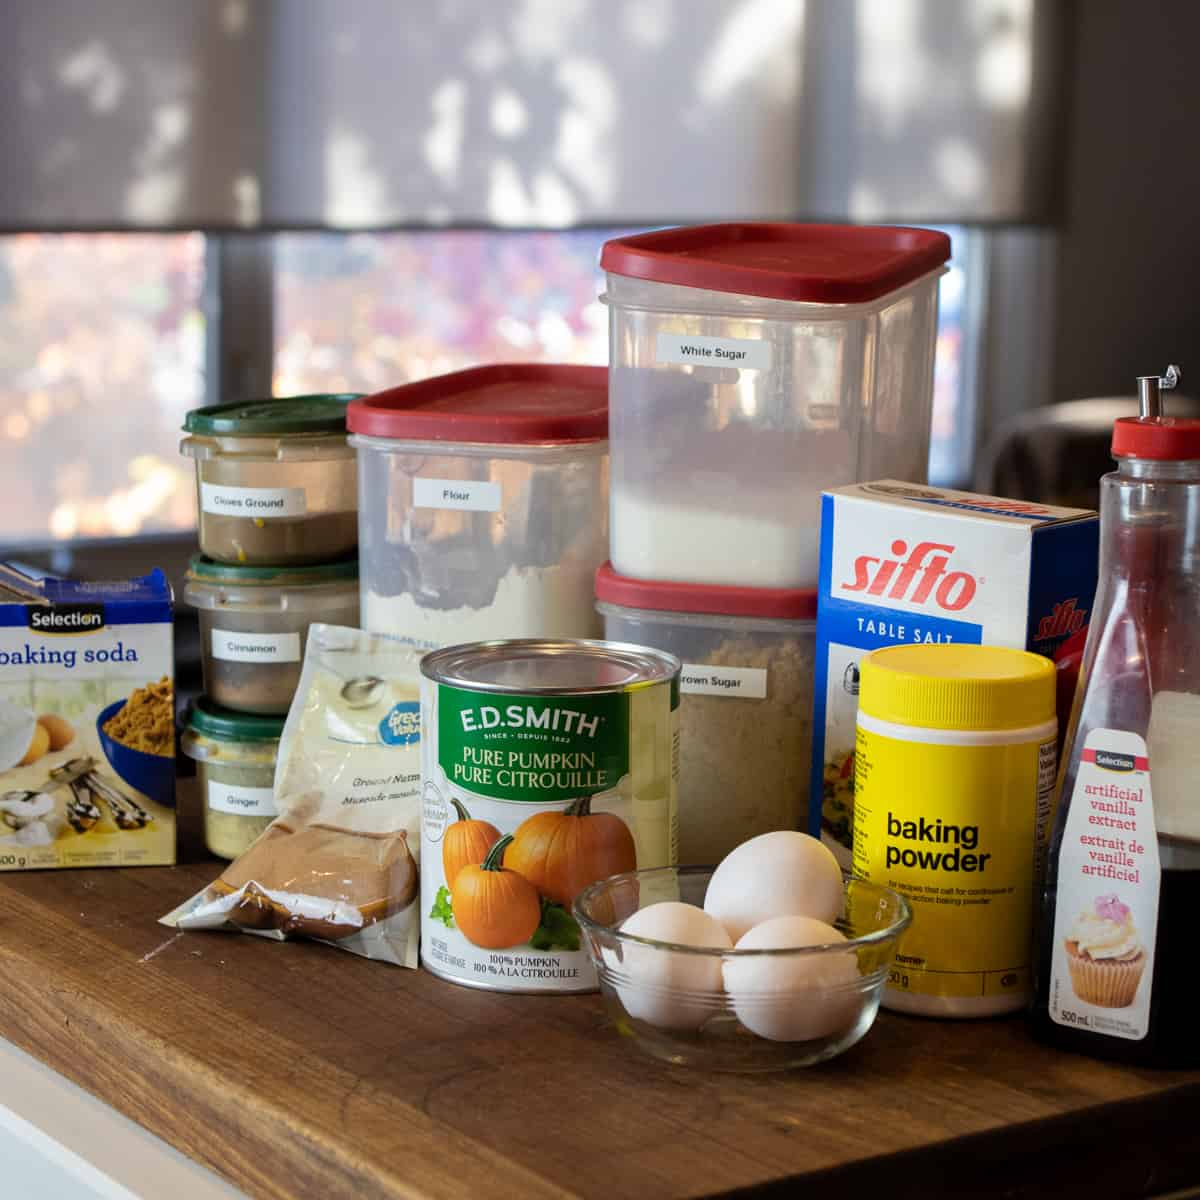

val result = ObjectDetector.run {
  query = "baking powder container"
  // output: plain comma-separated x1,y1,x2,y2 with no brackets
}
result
852,644,1056,1017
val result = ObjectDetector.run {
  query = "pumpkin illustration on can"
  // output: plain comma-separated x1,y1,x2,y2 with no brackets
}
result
452,835,542,950
504,795,636,907
442,797,502,889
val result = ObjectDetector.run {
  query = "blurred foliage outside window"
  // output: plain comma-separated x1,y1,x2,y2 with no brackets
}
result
0,226,971,546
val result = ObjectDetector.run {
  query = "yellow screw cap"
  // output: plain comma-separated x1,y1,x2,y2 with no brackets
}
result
858,644,1056,731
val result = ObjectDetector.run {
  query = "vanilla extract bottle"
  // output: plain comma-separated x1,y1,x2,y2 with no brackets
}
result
1032,366,1200,1067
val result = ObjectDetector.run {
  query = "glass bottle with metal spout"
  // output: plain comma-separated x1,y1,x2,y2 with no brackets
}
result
1032,364,1200,1066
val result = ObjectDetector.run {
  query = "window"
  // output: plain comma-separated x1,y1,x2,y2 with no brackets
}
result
272,229,613,395
0,225,979,553
0,233,206,545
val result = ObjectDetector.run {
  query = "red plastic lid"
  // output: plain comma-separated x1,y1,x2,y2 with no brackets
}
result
595,563,817,621
1112,417,1200,461
347,364,607,443
600,223,951,304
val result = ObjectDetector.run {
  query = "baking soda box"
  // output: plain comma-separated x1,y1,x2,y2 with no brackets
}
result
811,481,1098,866
0,567,175,869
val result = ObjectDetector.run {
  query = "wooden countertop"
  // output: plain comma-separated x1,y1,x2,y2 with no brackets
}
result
0,834,1198,1200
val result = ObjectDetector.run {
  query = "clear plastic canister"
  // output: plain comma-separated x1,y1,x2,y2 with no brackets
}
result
595,565,816,865
184,555,359,715
181,395,359,566
600,224,948,589
181,698,283,861
348,365,609,650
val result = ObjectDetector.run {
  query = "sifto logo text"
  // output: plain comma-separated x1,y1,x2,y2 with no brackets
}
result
840,540,977,613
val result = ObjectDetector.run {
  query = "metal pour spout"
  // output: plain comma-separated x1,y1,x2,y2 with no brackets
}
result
1138,364,1182,419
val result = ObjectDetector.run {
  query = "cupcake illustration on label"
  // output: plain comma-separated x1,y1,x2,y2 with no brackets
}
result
1048,730,1160,1039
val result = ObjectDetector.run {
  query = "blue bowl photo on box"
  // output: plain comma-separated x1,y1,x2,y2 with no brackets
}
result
96,699,176,808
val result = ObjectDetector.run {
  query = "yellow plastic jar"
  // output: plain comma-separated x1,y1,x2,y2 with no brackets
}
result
852,645,1056,1018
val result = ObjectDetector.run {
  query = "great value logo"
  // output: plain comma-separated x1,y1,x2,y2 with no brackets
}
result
840,539,978,612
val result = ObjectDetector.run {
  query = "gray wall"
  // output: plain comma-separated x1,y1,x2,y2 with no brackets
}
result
1052,0,1200,404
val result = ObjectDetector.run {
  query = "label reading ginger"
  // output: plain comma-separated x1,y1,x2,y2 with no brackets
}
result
853,719,1053,1001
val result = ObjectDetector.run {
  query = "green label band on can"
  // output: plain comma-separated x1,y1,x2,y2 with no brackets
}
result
438,685,630,802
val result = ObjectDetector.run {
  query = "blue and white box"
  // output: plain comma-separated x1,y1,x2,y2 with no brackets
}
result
811,481,1099,866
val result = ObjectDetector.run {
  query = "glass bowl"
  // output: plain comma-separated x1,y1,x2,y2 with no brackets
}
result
574,867,911,1073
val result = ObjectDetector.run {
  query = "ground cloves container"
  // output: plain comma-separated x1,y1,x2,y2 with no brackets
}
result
595,564,816,866
184,555,359,715
420,638,679,992
182,698,284,861
181,395,359,566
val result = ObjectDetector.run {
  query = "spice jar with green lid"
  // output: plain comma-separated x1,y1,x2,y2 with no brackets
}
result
184,554,358,715
182,698,285,861
180,394,360,566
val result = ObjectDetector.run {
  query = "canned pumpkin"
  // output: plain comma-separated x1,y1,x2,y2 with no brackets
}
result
420,639,679,992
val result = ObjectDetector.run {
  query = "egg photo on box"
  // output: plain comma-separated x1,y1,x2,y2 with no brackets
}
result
612,902,732,1031
723,916,862,1042
703,830,843,941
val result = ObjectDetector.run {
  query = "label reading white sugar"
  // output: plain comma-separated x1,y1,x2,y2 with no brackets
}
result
412,477,502,513
1048,730,1159,1040
200,483,306,518
680,664,768,699
656,333,773,371
212,629,302,663
208,780,276,817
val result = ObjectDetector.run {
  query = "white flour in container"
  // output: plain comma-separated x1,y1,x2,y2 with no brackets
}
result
361,564,600,650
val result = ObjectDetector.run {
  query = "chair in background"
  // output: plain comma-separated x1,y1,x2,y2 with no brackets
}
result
974,394,1200,510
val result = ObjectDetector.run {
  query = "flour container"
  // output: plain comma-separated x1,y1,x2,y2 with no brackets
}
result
595,563,816,865
348,365,609,650
601,224,950,588
181,395,359,566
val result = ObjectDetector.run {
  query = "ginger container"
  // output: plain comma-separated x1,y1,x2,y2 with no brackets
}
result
182,698,283,861
181,395,359,566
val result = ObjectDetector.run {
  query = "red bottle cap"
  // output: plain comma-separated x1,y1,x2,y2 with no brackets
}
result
1111,417,1200,461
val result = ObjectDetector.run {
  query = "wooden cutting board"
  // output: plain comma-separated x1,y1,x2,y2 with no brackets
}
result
0,832,1196,1200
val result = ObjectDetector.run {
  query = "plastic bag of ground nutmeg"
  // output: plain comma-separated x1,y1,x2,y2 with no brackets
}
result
162,626,424,966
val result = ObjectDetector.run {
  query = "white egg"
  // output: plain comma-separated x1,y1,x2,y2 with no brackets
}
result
723,915,861,1042
703,830,843,942
611,901,732,1031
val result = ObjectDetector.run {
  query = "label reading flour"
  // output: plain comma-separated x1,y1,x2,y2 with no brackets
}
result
680,664,767,699
212,629,301,663
656,333,772,371
1049,730,1159,1040
200,483,306,518
412,478,502,512
208,780,276,816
